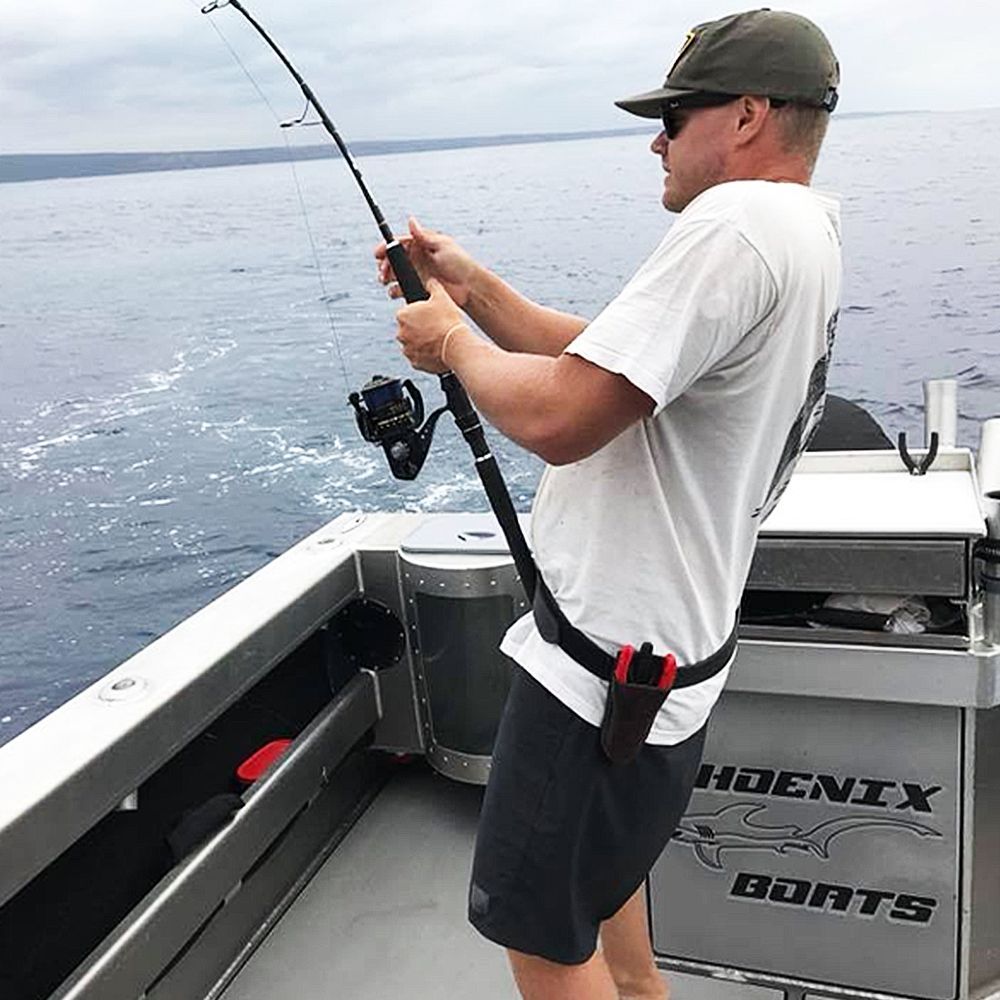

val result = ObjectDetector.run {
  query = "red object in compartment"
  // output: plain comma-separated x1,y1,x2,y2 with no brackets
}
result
236,739,292,785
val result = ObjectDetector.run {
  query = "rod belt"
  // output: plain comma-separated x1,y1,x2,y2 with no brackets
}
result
532,575,737,687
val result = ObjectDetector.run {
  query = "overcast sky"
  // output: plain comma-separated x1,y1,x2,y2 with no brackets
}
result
2,0,998,154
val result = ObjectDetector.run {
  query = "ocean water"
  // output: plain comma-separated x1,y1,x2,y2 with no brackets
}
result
2,110,999,743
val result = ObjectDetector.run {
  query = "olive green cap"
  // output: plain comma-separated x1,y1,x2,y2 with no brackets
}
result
616,9,840,119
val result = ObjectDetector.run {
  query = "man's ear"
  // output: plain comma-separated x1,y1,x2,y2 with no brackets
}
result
733,96,770,146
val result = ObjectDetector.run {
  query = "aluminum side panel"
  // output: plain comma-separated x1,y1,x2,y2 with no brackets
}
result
357,548,424,753
970,705,1000,994
651,692,961,999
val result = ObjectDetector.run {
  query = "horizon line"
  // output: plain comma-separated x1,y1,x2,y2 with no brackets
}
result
3,107,978,185
3,109,933,160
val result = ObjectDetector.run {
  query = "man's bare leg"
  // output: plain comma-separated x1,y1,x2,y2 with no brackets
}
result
507,948,620,1000
600,886,668,1000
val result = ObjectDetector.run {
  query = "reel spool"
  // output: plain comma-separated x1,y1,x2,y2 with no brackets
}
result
349,375,447,480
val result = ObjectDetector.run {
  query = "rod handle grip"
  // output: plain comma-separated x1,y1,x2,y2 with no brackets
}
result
386,242,430,303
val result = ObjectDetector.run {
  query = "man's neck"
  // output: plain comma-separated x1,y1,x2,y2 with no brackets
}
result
725,153,813,187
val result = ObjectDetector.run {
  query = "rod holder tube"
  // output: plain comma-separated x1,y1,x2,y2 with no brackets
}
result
977,542,1000,646
983,492,1000,540
924,379,957,448
985,589,1000,648
978,417,1000,500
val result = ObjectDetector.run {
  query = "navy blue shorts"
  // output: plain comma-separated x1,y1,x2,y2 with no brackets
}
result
468,666,707,965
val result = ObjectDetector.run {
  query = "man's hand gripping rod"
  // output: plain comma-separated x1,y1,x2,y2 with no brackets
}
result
202,0,537,599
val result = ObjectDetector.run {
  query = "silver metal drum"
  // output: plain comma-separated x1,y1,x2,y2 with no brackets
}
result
400,515,530,785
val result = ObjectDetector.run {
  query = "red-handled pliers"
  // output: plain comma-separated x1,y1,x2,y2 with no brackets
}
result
614,642,678,690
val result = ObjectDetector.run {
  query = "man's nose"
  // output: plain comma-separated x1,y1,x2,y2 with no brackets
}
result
651,130,668,155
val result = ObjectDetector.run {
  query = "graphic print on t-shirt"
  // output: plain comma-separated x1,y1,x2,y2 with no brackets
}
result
754,308,840,520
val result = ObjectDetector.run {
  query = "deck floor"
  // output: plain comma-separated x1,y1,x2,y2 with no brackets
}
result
223,762,514,999
222,762,776,999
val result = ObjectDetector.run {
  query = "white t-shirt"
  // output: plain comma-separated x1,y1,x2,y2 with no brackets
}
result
501,180,842,744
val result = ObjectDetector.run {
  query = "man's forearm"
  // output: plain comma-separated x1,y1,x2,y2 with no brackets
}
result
464,266,588,357
445,331,566,459
441,326,650,467
392,280,653,466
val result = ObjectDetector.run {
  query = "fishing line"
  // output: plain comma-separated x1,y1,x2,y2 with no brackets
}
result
188,0,352,392
199,0,538,598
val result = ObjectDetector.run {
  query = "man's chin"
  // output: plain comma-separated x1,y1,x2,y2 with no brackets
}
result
659,176,680,212
662,189,684,213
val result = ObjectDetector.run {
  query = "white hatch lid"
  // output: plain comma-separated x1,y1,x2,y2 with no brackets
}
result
401,512,531,555
401,451,985,554
760,449,985,538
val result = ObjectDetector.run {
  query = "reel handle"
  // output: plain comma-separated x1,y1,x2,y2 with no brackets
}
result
401,378,425,428
385,242,430,303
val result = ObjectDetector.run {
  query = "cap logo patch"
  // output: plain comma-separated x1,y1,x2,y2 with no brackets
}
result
667,29,698,76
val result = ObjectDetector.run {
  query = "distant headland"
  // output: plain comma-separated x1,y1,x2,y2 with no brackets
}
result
0,128,653,185
0,113,908,185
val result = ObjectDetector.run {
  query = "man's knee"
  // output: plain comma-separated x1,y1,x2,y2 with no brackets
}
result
604,960,668,1000
506,948,619,1000
612,976,669,1000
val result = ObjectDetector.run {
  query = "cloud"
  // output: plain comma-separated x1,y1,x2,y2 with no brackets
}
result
1,0,998,153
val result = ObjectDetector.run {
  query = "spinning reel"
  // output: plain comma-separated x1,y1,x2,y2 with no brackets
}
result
349,375,447,480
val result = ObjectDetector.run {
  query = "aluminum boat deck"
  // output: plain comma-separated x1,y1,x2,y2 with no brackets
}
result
222,763,743,1000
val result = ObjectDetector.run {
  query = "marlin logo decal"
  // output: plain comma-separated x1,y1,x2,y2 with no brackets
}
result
673,802,941,872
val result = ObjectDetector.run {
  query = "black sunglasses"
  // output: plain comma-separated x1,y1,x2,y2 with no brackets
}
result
659,93,787,140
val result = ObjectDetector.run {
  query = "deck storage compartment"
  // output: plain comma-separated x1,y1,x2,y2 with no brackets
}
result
649,450,1000,1000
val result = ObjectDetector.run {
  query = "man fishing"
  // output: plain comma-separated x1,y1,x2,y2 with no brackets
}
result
377,10,841,999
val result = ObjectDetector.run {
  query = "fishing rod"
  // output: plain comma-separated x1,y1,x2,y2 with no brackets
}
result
201,0,536,598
